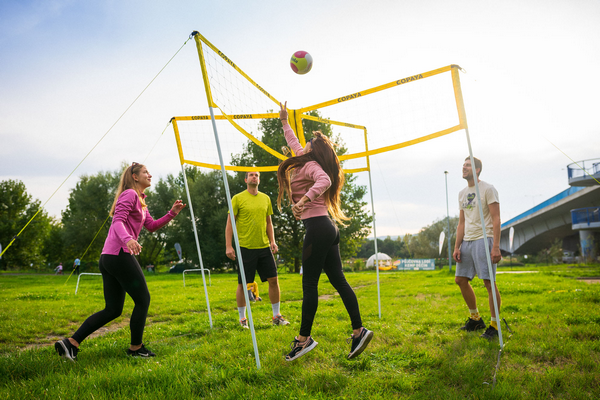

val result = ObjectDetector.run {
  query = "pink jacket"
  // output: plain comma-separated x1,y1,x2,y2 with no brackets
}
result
283,121,331,220
102,189,177,255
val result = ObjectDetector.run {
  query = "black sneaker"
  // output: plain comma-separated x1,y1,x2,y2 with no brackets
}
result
460,317,486,332
347,327,374,359
480,326,499,340
55,338,78,362
285,336,318,361
127,344,156,357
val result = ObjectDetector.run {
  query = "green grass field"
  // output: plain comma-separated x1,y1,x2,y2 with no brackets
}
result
1,265,599,399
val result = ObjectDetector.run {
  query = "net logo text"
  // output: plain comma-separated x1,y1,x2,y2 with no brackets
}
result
396,74,423,85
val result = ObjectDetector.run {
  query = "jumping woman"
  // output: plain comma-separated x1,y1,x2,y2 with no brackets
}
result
55,163,186,361
277,102,373,361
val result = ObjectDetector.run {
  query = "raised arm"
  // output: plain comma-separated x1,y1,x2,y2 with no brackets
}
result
279,101,304,155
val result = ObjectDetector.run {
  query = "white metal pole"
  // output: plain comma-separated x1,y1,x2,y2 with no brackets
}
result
367,168,381,319
445,171,452,272
181,165,213,329
464,130,503,348
208,106,261,369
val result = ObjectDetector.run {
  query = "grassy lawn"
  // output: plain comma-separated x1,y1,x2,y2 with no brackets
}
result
0,265,599,399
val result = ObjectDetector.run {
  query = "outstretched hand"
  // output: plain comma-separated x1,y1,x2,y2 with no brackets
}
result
171,200,186,215
279,101,288,122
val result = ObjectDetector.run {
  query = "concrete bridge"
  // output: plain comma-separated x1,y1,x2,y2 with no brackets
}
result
499,159,600,260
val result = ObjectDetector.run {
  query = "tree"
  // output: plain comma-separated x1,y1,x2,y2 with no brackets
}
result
357,236,410,259
0,180,51,270
231,110,372,272
61,169,121,268
41,217,65,269
407,216,459,258
158,168,232,271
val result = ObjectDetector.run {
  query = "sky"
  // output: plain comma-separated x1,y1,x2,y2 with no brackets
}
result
1,0,599,239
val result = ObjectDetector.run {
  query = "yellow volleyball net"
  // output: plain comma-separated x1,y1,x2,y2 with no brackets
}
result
171,32,468,174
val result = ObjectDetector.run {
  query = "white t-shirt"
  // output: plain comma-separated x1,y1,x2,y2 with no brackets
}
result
458,181,499,241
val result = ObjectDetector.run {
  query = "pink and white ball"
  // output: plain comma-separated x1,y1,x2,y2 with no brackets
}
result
290,51,313,75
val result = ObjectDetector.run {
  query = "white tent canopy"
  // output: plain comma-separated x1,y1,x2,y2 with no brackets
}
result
366,253,392,267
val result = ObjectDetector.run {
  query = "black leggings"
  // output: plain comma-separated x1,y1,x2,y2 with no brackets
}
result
72,249,150,346
300,216,362,336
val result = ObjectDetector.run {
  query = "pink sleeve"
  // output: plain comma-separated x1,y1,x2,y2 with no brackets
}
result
144,209,177,233
303,162,332,202
112,191,136,245
283,121,304,156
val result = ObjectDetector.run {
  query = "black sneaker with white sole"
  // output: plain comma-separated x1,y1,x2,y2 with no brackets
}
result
347,327,374,359
127,344,156,357
285,336,318,361
459,317,486,332
55,338,78,362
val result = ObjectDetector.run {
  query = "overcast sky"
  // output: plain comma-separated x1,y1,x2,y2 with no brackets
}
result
1,0,599,239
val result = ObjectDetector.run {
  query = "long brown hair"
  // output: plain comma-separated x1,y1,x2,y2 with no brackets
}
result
277,131,348,224
109,163,147,216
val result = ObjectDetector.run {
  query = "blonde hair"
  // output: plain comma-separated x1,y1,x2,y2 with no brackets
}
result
109,163,147,216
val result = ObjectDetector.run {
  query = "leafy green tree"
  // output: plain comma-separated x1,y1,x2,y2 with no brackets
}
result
0,180,51,270
61,169,121,268
41,217,65,269
231,111,372,272
357,236,410,259
407,216,459,258
158,168,232,271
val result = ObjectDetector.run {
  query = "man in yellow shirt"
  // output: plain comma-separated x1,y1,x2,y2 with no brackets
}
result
226,171,289,328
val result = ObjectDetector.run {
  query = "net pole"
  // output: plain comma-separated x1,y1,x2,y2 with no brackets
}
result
452,67,503,347
445,171,452,272
181,165,213,329
209,106,261,369
191,30,261,369
364,129,381,318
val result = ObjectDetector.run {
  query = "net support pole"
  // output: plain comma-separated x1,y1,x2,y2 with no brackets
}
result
208,106,261,369
190,31,261,369
445,171,452,272
452,67,503,347
365,129,381,319
181,165,213,329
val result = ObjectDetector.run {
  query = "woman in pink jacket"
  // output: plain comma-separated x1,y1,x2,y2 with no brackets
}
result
55,163,185,361
277,102,373,361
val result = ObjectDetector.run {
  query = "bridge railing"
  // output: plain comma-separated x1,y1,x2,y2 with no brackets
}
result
571,207,600,228
567,158,600,181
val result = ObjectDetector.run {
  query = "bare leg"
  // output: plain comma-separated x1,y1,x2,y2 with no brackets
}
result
267,277,280,304
483,279,501,318
455,276,477,310
236,284,246,308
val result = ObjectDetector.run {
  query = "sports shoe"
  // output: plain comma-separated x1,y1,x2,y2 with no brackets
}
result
459,317,486,332
127,344,156,357
480,326,499,340
55,338,78,362
347,327,374,359
272,314,290,326
240,318,249,329
285,336,318,361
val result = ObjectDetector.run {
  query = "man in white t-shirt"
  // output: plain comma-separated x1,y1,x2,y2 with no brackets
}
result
453,157,502,340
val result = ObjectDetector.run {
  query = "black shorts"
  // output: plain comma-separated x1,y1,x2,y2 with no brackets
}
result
237,246,278,284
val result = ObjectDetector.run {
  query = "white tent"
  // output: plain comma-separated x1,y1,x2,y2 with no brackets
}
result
366,253,392,268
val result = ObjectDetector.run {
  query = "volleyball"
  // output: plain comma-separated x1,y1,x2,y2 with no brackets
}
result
290,51,313,75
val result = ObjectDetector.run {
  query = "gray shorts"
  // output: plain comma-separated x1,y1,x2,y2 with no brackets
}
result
456,238,496,281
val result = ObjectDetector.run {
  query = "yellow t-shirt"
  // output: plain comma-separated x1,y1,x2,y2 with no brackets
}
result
231,190,273,249
459,181,499,241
